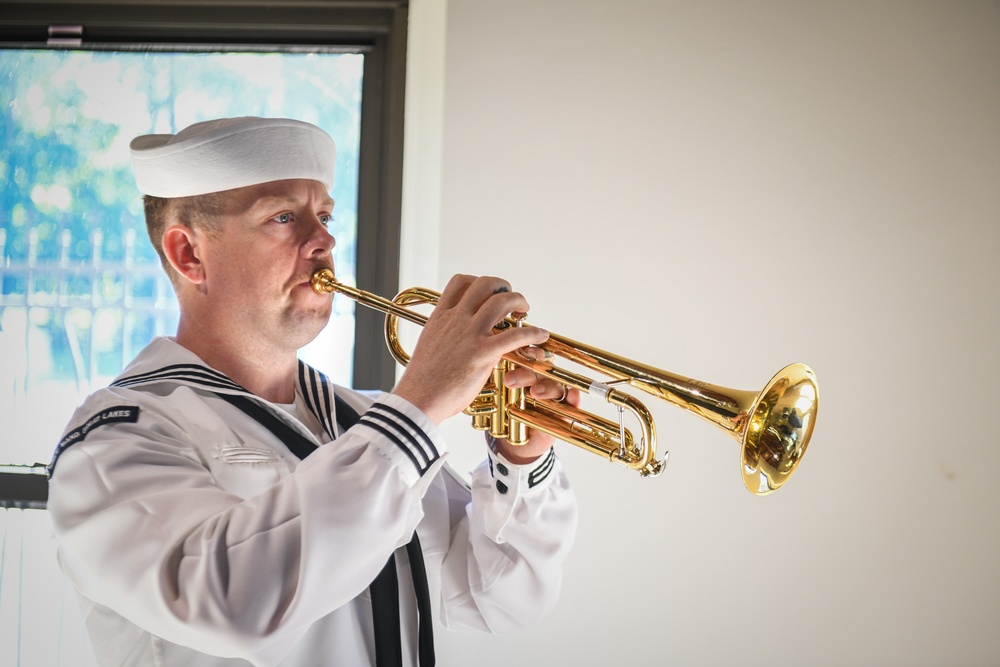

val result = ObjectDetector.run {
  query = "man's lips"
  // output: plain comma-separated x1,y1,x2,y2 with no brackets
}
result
296,266,333,292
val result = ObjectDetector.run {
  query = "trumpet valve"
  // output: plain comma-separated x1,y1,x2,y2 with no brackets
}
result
464,386,498,419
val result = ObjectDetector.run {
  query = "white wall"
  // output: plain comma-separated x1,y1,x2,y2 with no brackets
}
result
403,1,1000,665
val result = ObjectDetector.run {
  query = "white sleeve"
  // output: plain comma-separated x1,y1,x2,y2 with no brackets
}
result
438,443,578,633
47,389,447,661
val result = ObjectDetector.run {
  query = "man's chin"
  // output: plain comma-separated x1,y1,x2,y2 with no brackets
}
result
280,303,331,347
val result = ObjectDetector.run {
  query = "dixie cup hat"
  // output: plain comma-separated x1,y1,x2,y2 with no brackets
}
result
129,117,336,198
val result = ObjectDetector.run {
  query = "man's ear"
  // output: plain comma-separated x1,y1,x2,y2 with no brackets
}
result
162,224,206,285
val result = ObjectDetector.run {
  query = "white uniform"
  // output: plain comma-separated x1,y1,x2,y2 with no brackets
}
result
47,336,577,666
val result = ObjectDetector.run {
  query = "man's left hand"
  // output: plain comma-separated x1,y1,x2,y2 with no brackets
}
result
490,362,582,464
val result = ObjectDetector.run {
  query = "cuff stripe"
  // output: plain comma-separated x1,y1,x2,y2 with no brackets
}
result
360,419,428,474
528,448,556,488
358,402,440,476
367,403,440,462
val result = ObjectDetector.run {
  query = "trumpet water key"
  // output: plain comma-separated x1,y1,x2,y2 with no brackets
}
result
311,268,818,495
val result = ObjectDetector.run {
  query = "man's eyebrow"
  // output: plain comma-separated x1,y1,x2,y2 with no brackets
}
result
252,195,336,210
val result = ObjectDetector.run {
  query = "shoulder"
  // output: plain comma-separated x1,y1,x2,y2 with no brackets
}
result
49,381,223,479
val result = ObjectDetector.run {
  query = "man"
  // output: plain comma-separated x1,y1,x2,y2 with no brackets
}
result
47,117,577,666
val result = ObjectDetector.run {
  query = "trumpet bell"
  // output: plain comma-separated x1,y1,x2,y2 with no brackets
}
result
741,363,817,495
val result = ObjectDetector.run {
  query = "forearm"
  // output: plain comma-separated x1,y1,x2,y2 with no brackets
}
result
439,447,577,633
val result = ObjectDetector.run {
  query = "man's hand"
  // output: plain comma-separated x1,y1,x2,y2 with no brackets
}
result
490,364,582,464
391,274,550,425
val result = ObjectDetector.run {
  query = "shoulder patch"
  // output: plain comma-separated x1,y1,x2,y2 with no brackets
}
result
48,405,140,478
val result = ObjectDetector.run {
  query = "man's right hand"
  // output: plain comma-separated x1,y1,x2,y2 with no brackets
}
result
391,274,550,425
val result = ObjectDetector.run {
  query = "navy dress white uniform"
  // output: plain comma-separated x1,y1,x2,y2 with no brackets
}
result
47,336,577,666
48,115,575,666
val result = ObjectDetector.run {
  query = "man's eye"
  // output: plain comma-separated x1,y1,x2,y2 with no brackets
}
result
319,214,334,227
274,213,293,224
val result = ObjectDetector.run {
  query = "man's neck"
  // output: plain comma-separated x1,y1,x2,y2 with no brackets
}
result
175,318,298,403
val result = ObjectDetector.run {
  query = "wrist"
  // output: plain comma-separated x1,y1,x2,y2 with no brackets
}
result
391,381,448,425
487,434,547,465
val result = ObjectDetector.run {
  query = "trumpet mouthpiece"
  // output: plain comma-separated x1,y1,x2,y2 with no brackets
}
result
311,268,337,295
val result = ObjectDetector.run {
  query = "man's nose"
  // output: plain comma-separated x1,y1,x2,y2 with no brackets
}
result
305,216,336,256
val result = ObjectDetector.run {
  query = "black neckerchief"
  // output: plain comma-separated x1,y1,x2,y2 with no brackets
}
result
215,391,435,666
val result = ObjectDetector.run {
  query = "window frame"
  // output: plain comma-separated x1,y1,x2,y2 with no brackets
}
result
1,0,407,391
0,0,409,507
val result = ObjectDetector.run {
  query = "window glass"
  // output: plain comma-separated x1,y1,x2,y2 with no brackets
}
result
0,47,363,468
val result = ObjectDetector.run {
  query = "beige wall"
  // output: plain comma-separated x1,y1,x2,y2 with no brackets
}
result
404,1,1000,665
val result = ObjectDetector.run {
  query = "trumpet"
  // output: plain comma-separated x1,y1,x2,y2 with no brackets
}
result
311,268,817,495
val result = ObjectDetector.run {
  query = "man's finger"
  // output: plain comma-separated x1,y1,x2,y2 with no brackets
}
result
433,273,476,310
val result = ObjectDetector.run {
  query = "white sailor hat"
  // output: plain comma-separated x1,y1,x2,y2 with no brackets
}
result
129,117,336,198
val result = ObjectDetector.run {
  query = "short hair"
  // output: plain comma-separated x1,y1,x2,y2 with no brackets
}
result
143,192,225,284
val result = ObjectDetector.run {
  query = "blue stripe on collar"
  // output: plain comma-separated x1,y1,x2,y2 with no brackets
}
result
298,361,336,439
112,363,246,393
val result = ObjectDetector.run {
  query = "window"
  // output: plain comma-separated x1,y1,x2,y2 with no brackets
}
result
0,3,408,664
0,0,408,473
1,46,365,467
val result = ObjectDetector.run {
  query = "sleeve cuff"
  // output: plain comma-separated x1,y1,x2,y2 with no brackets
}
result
355,393,449,486
484,436,558,497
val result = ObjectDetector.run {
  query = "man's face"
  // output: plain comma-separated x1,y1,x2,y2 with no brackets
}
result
195,178,336,351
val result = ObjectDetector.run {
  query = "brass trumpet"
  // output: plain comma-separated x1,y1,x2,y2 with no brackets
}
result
311,268,817,495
